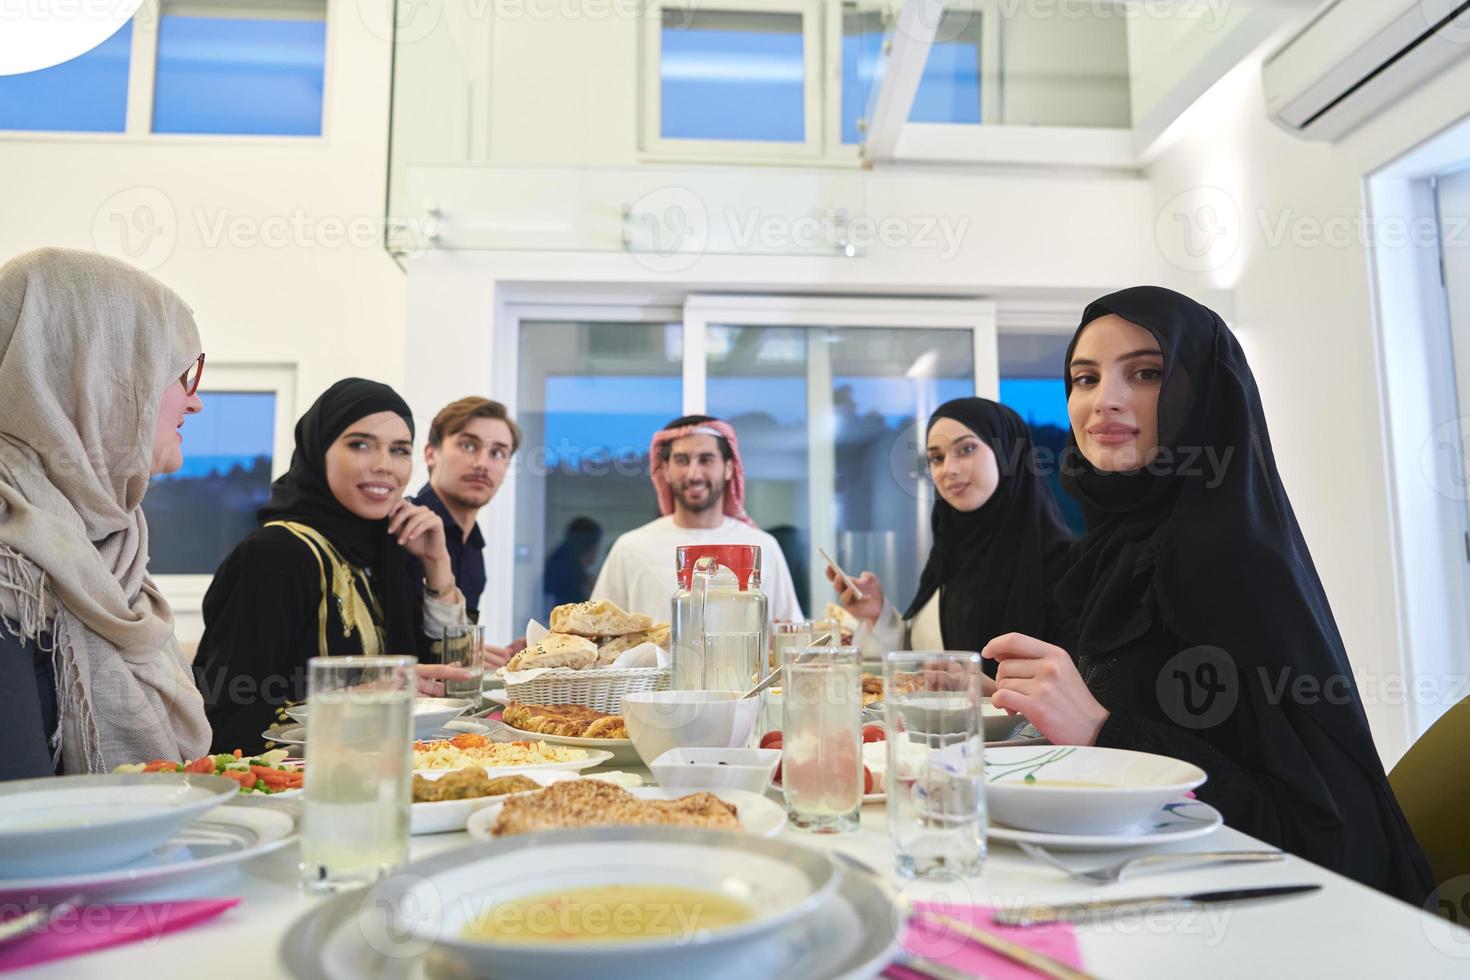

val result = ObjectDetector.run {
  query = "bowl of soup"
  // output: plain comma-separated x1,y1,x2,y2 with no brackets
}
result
985,745,1206,835
396,826,839,979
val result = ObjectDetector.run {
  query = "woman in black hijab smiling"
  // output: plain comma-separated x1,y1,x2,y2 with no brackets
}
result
196,379,468,753
983,287,1432,903
830,398,1075,672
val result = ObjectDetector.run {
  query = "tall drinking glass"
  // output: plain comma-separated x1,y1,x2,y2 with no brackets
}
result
300,656,415,893
883,651,987,879
435,624,486,709
781,645,863,833
766,622,814,734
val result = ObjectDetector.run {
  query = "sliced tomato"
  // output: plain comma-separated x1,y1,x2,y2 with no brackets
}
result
863,765,875,794
861,725,885,743
759,730,783,749
184,756,215,774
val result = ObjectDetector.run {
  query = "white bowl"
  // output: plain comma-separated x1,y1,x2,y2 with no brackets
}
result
649,747,781,795
986,745,1207,835
400,827,839,980
287,697,473,739
621,691,760,768
0,773,239,878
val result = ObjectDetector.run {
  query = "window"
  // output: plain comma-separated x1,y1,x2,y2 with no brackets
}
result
0,22,132,132
143,391,279,574
998,331,1083,533
642,1,823,158
841,5,984,144
513,320,684,628
660,11,805,142
145,365,295,626
0,1,326,137
153,0,327,136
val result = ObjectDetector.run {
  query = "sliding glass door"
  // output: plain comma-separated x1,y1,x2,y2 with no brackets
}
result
496,296,995,640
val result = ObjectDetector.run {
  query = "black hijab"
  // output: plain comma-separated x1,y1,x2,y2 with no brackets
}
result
1056,286,1430,902
257,378,421,655
904,399,1075,656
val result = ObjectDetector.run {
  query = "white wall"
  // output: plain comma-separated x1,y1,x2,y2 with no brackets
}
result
0,0,407,638
1145,55,1470,766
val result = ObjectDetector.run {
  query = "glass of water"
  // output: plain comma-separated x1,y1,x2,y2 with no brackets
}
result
883,651,987,879
300,655,416,893
781,645,863,833
765,622,814,733
436,623,486,709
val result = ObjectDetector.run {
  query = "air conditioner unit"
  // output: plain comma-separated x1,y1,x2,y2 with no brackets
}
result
1264,0,1470,141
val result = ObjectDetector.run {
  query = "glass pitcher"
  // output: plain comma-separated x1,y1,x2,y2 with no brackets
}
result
671,544,769,691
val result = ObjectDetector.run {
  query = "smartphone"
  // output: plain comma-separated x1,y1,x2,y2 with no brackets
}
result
817,545,865,601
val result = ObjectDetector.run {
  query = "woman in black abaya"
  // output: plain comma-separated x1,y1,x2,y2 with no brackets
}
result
983,287,1433,904
196,379,469,753
830,399,1075,670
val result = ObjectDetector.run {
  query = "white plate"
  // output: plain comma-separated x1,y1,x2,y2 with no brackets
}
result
285,697,473,739
987,745,1208,835
280,828,896,980
494,720,642,766
404,829,838,980
266,718,491,749
411,770,580,835
0,795,299,902
988,796,1224,850
0,773,239,879
413,747,614,776
465,785,787,839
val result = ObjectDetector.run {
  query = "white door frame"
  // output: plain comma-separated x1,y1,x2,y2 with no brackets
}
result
1366,116,1470,742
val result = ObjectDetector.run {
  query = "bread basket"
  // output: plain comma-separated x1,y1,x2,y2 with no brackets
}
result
500,665,670,714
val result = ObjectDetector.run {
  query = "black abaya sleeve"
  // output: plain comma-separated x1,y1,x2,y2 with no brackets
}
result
1089,630,1432,906
194,525,320,755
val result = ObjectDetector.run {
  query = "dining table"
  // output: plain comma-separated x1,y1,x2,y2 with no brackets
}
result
12,762,1470,979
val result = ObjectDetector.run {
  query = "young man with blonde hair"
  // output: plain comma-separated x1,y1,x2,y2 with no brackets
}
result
408,397,519,632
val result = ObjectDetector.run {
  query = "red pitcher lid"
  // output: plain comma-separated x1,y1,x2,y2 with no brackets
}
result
676,544,761,591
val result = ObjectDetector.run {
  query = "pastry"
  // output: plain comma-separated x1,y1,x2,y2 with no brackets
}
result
550,599,654,638
504,632,598,671
491,779,740,836
594,622,671,665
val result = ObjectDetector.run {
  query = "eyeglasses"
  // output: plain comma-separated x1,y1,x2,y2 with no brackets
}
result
180,353,205,397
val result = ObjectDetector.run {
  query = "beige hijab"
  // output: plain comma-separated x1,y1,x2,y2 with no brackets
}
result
0,247,211,773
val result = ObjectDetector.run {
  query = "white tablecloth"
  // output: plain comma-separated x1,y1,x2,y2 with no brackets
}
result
15,783,1470,978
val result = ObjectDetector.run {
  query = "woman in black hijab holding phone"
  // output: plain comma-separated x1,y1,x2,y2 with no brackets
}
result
983,286,1432,903
830,398,1076,671
196,379,469,753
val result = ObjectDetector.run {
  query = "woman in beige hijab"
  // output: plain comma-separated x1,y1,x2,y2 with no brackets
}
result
0,247,212,779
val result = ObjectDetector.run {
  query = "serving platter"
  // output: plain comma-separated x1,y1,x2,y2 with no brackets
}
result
263,718,491,749
489,718,642,765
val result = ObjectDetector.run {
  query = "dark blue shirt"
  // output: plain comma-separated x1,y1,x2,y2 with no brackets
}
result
407,484,486,621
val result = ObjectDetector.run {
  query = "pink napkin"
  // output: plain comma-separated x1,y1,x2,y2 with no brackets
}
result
0,899,240,972
884,902,1085,980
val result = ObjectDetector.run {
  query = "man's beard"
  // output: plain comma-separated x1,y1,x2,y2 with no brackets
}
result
674,478,724,513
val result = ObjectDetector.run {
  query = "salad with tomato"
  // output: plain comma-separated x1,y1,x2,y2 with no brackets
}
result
115,748,303,794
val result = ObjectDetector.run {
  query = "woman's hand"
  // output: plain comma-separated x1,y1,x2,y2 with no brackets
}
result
414,662,472,697
387,500,454,593
482,637,525,671
826,566,885,623
982,633,1109,746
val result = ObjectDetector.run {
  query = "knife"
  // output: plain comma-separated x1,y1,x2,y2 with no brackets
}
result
992,884,1321,926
